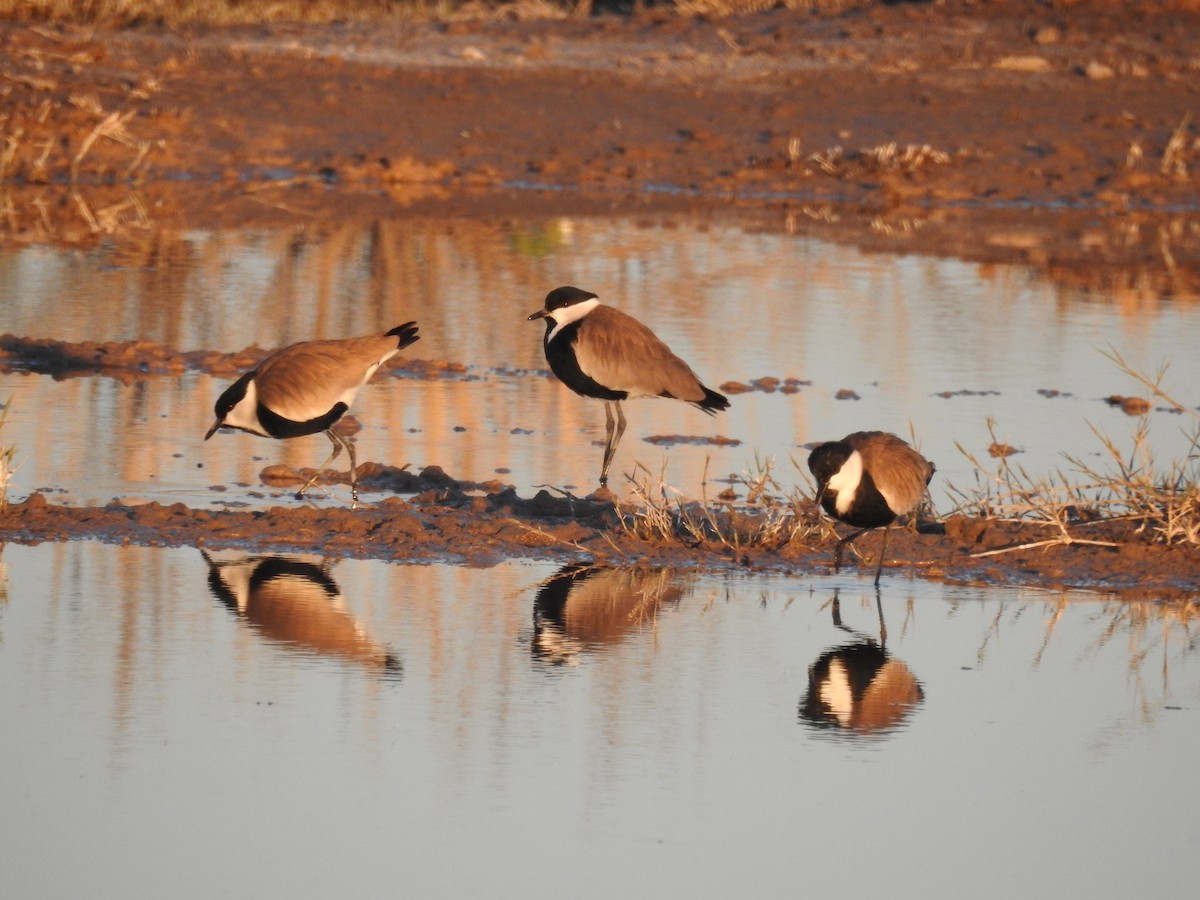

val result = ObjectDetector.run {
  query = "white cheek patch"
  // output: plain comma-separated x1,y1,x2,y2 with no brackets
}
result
212,563,254,611
820,658,853,727
223,378,266,434
546,297,601,343
826,449,864,515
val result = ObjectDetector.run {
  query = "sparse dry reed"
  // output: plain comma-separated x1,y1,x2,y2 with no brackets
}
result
616,456,825,553
0,398,16,510
947,350,1200,551
807,142,953,178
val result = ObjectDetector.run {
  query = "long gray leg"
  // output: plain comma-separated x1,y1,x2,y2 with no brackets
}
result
296,429,347,500
599,400,627,487
873,523,892,588
600,401,615,486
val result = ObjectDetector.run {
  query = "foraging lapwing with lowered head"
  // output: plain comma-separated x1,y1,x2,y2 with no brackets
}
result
807,431,935,586
202,551,401,676
205,322,420,503
527,286,730,488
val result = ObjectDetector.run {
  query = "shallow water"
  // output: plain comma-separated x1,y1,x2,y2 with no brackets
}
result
3,211,1199,508
0,541,1196,898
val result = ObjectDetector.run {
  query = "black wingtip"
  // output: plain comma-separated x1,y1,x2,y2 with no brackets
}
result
387,321,420,349
699,386,730,415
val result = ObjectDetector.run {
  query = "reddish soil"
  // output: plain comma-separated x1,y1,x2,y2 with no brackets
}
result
2,2,1198,595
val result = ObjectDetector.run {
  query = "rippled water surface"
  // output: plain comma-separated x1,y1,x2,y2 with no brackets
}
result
3,211,1199,507
1,542,1197,898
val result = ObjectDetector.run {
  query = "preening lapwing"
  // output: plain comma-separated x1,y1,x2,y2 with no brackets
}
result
527,286,729,487
807,431,935,586
799,592,924,736
205,322,420,503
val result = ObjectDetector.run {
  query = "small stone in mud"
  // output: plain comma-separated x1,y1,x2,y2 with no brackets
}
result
510,428,533,435
1032,24,1063,45
453,425,467,432
719,381,754,394
835,389,860,401
717,487,738,501
988,442,1020,458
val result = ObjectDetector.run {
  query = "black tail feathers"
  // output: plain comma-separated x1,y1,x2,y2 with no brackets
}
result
697,385,731,415
387,321,420,350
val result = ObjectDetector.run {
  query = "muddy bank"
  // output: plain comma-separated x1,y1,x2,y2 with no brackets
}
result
3,2,1200,596
2,486,1197,598
1,2,1199,296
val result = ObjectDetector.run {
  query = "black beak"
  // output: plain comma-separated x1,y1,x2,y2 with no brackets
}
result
527,309,548,321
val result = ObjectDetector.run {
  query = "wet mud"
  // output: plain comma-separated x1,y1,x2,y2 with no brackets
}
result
3,485,1197,599
2,2,1199,595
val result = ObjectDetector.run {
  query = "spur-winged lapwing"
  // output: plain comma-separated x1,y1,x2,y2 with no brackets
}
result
527,286,729,487
807,431,935,586
205,322,420,502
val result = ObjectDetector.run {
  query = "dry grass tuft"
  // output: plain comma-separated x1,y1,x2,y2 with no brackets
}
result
947,350,1200,550
616,456,825,554
0,398,16,510
807,142,953,179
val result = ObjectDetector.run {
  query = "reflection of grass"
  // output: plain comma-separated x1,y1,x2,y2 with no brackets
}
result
947,350,1200,549
508,220,571,258
0,398,15,510
972,594,1198,739
617,457,825,553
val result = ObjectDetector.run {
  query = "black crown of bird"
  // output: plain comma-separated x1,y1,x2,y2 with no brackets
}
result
205,322,420,503
528,286,730,487
807,431,935,586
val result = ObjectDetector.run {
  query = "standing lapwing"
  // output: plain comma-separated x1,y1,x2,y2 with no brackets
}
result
527,286,729,488
205,322,420,503
807,431,935,586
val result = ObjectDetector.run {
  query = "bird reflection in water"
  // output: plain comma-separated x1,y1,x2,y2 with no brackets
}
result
203,551,401,677
532,564,685,666
799,590,923,737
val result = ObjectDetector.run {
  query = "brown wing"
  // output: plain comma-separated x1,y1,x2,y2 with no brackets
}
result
255,334,399,422
846,431,935,516
572,305,708,403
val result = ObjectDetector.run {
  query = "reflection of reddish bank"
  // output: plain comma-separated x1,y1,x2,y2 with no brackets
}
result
203,551,401,677
799,591,923,737
532,564,685,666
